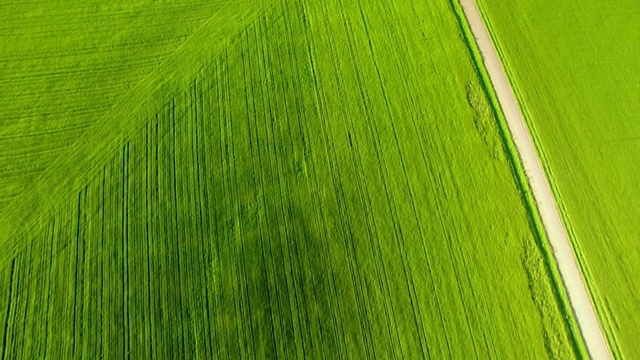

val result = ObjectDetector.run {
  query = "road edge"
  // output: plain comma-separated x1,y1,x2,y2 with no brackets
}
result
454,0,611,358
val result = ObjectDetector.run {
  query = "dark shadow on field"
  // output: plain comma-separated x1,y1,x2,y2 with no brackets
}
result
0,98,353,359
0,6,367,356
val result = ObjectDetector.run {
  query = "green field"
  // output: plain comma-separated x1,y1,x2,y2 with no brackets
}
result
474,0,640,358
0,0,585,358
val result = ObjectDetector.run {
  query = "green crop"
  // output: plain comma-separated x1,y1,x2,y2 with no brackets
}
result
0,0,584,358
475,0,640,358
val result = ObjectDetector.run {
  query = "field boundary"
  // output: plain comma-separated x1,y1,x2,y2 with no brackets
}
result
448,0,589,358
471,1,621,357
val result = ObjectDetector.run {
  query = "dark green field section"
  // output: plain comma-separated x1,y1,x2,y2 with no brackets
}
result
0,0,583,358
474,0,640,358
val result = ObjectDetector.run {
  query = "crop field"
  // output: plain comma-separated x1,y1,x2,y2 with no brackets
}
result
0,0,238,211
0,0,585,358
474,0,640,358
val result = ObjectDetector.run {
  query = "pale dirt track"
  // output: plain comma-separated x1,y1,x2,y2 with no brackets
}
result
459,0,611,358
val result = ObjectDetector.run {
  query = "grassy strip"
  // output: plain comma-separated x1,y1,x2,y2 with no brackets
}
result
471,1,620,357
448,0,588,358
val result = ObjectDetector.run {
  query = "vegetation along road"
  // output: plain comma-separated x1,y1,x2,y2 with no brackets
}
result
459,0,611,358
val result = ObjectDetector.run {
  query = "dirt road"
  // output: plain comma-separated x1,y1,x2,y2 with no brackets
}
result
458,0,611,358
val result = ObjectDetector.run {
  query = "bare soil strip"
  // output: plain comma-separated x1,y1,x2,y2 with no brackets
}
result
459,0,611,358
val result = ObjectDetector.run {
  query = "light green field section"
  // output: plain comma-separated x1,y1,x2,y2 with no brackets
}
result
0,0,252,210
474,0,640,358
0,0,584,358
